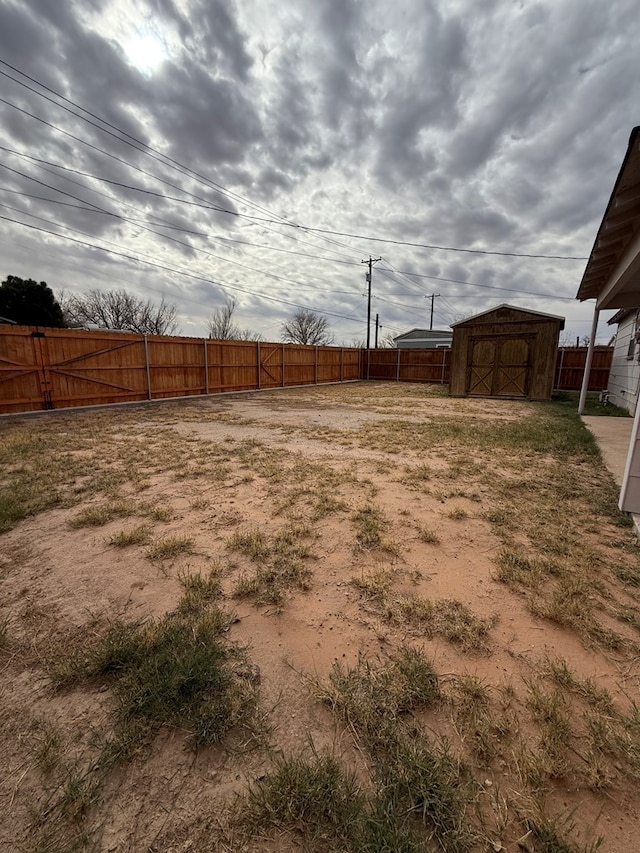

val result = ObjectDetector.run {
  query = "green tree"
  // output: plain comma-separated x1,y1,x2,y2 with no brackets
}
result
0,275,65,327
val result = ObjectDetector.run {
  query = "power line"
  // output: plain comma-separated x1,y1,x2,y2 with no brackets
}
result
0,80,585,261
0,170,364,299
0,182,362,268
0,65,370,264
0,142,363,266
0,212,366,325
0,62,290,225
281,227,589,260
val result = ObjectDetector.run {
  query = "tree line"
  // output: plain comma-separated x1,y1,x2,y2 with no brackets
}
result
0,275,395,346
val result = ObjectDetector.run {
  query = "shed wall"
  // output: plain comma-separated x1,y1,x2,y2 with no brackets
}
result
450,311,562,400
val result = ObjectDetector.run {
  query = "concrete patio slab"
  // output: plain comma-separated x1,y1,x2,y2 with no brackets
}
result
582,415,640,535
582,416,633,487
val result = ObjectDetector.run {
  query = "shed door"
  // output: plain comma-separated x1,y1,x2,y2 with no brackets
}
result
467,339,495,395
495,338,530,396
467,337,531,398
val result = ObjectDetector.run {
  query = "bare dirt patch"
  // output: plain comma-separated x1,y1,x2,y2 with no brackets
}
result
2,382,640,852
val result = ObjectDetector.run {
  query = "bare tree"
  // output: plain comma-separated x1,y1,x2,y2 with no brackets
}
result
281,309,332,345
62,288,179,335
205,298,261,340
351,333,395,348
378,332,397,348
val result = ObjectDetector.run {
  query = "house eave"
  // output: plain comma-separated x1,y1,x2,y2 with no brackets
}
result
576,126,640,307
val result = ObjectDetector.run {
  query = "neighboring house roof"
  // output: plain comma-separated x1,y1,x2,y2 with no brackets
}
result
451,303,565,328
0,315,17,324
576,126,640,307
608,308,637,326
393,329,452,341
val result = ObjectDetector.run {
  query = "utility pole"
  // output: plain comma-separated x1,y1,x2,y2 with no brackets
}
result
375,313,380,348
362,256,382,379
426,293,441,331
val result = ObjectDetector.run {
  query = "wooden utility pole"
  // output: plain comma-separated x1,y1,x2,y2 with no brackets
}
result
427,293,441,330
362,256,382,379
375,313,380,348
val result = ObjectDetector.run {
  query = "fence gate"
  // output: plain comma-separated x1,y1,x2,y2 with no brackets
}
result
258,343,285,389
0,328,48,412
0,328,148,412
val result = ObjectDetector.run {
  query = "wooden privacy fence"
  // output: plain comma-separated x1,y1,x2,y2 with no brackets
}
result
553,346,613,391
365,346,613,391
0,326,614,414
0,326,361,414
366,347,450,384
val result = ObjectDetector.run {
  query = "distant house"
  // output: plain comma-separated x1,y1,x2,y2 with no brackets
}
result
606,308,640,414
393,329,453,349
0,315,16,325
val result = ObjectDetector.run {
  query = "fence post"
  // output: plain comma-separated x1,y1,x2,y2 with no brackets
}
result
340,348,344,382
282,343,286,387
440,349,447,385
257,341,261,390
556,348,564,390
204,338,209,395
315,346,318,384
396,347,401,382
144,334,152,400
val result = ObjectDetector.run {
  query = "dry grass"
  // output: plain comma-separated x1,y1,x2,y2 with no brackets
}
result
351,570,494,652
146,535,195,561
2,385,640,852
108,524,151,548
229,523,315,607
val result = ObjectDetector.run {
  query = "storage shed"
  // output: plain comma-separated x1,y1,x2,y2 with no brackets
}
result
449,304,565,400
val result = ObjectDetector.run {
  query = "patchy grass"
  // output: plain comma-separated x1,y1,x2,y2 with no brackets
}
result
446,506,469,520
391,595,494,652
69,500,138,528
356,404,600,460
316,649,475,852
352,573,494,652
146,535,195,561
3,383,640,852
542,657,614,713
525,680,573,779
108,524,151,548
448,675,510,763
321,647,441,734
31,574,260,852
243,752,365,848
495,549,559,589
229,523,315,607
49,608,256,750
352,503,388,550
176,566,223,615
417,524,440,544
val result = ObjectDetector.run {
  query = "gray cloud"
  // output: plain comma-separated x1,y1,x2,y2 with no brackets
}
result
0,0,638,343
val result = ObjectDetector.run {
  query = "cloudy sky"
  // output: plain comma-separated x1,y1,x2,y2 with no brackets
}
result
0,0,638,344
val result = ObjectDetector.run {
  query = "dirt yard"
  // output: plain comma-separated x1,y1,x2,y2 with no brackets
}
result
2,382,640,852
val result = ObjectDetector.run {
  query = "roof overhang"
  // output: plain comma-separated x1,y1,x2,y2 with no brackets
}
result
576,127,640,310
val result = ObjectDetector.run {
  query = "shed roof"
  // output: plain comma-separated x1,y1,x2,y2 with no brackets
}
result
451,303,565,328
576,126,640,307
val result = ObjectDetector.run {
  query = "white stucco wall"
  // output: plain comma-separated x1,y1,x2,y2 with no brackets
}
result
608,311,640,414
